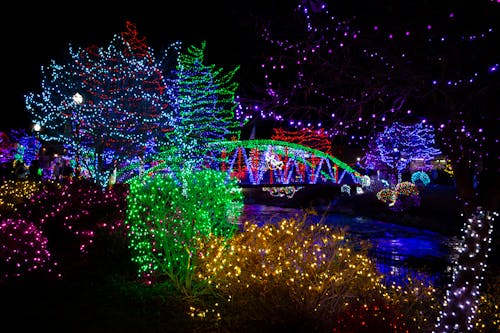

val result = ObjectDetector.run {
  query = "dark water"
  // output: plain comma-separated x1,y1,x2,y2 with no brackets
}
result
239,204,456,287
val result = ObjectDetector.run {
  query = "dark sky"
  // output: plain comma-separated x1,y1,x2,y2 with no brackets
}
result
3,1,498,132
2,0,281,132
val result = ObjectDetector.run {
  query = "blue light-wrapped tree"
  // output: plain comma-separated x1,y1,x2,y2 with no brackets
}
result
24,21,176,187
365,122,441,185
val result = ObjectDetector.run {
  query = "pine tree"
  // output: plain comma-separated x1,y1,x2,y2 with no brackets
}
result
165,41,241,168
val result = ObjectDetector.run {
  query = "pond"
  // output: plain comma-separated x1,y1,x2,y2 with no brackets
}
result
239,203,457,287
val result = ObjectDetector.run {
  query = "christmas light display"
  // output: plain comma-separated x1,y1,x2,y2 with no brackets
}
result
411,171,431,187
206,139,362,185
24,21,176,187
375,181,421,212
271,127,333,154
1,5,497,330
237,0,499,244
236,0,404,144
376,188,397,206
194,217,439,332
0,178,128,282
341,184,351,196
368,122,441,184
124,169,243,289
433,209,497,332
164,41,241,168
0,218,60,283
0,180,41,214
262,185,304,198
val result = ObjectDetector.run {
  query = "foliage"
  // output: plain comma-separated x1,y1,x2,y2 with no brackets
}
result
362,122,441,185
0,178,128,276
24,21,175,187
0,218,60,283
376,188,397,206
194,216,439,332
411,171,431,187
376,122,440,172
376,181,420,212
124,168,243,294
0,179,42,217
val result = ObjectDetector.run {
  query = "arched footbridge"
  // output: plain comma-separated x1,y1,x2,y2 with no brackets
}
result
204,140,362,186
117,139,363,187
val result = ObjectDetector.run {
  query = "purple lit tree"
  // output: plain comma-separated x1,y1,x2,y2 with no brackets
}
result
236,0,408,148
0,131,18,164
24,21,175,187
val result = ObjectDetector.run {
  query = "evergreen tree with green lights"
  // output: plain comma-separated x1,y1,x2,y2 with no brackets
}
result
165,41,241,169
25,21,175,187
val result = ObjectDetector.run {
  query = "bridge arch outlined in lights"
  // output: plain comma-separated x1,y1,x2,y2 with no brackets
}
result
204,140,363,186
117,139,364,188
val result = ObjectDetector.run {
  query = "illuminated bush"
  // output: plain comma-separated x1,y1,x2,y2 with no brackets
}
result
411,171,430,187
0,178,128,277
376,188,397,205
193,216,441,331
333,278,439,333
125,168,243,293
195,217,390,330
392,181,421,212
0,179,42,217
376,182,421,212
21,178,128,258
0,218,60,283
395,181,419,197
472,274,500,333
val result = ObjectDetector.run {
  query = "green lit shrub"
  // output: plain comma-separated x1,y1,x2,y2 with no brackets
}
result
125,168,243,295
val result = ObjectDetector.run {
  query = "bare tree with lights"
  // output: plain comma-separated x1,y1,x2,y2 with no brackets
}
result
240,1,499,331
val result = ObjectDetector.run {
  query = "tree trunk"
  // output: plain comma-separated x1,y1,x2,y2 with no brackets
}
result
433,208,496,332
433,151,499,332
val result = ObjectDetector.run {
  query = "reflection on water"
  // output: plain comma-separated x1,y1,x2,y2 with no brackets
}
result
240,204,454,287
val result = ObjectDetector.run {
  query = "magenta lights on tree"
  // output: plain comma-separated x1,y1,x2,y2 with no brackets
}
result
24,21,177,188
0,218,60,283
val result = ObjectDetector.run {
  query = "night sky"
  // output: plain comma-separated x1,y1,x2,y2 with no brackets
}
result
2,0,274,131
3,0,499,132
